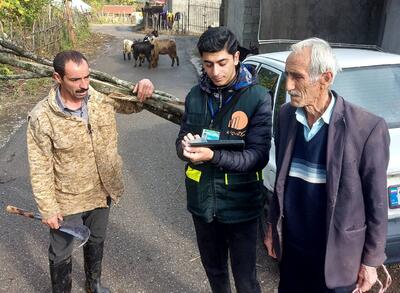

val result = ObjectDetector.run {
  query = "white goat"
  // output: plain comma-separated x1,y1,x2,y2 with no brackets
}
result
123,39,134,61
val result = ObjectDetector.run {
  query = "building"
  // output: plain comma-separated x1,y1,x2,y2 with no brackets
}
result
223,0,400,54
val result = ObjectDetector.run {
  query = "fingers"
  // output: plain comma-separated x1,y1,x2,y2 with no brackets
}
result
264,223,277,259
181,133,213,162
184,133,196,141
43,214,61,229
356,265,377,292
133,79,154,102
183,146,213,163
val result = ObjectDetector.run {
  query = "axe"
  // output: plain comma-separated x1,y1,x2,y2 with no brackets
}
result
6,205,90,247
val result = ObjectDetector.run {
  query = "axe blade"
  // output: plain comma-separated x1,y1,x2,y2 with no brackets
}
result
59,222,90,247
6,205,90,246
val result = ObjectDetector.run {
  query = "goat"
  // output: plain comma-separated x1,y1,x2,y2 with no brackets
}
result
144,30,159,43
123,39,134,61
131,41,154,68
150,38,179,68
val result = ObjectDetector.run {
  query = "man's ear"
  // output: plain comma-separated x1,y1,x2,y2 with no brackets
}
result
234,51,240,66
53,72,62,84
321,71,333,86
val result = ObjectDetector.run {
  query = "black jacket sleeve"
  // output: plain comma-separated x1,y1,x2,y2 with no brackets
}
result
175,93,191,162
210,92,272,172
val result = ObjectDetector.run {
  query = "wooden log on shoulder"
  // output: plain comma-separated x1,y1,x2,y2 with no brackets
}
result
0,41,184,124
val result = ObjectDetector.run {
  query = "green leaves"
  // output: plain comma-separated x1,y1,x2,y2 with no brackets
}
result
0,0,51,26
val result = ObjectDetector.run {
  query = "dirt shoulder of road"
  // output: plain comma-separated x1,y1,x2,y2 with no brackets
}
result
0,32,115,148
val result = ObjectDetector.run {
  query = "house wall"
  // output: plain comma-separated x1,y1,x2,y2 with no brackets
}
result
223,0,259,47
381,0,400,54
224,0,400,54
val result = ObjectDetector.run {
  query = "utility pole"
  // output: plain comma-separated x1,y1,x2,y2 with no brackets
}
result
187,0,190,33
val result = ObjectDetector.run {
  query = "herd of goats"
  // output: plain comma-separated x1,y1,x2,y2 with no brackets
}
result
122,30,259,69
122,30,179,69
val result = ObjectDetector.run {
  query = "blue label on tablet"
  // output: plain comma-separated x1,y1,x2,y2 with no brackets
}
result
202,129,220,140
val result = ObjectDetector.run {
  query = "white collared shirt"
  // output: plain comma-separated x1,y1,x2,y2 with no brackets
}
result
295,94,336,142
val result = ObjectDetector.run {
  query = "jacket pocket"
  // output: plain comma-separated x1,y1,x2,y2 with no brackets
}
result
186,166,202,182
55,177,95,195
53,136,74,151
224,172,263,207
185,166,206,211
344,225,367,238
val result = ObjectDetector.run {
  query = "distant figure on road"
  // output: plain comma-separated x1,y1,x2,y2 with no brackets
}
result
176,27,272,292
27,50,154,293
265,38,390,293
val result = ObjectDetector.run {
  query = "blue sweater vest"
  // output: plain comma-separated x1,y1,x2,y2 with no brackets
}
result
283,122,328,256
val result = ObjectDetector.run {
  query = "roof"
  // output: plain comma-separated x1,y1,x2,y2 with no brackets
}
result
52,0,91,13
246,48,400,69
101,5,135,14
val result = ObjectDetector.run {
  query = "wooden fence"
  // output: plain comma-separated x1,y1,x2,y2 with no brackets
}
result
91,12,137,24
1,5,65,55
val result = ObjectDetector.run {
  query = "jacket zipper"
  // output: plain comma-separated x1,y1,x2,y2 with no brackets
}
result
212,167,217,217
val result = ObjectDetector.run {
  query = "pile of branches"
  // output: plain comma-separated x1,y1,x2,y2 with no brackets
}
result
0,37,184,125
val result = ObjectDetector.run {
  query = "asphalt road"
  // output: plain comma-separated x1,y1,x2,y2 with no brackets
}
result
0,24,279,293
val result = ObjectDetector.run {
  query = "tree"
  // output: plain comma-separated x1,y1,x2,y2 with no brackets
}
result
64,0,76,47
0,0,51,26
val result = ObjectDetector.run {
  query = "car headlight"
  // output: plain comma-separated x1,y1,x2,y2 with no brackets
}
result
388,185,400,209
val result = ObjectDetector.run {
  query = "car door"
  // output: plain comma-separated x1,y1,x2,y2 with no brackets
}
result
255,64,287,192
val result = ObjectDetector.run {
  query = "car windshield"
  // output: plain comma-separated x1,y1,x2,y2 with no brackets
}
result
332,64,400,128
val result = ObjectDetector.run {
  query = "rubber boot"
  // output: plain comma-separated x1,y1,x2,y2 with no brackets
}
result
84,242,110,293
49,257,72,293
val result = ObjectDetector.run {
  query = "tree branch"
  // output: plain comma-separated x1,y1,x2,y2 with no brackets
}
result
0,73,48,80
0,38,184,124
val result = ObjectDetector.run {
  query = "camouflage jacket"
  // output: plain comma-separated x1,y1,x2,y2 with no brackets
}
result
27,85,142,219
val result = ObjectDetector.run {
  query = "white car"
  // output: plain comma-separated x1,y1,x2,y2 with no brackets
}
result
244,48,400,264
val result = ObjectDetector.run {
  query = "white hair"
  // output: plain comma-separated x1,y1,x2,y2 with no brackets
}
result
290,38,341,83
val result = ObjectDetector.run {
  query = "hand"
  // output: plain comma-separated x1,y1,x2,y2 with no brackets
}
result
133,79,154,102
355,264,377,292
264,222,277,259
182,133,214,163
42,213,63,229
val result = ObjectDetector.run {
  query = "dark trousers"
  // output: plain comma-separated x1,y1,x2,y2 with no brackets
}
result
49,204,110,264
279,242,356,293
192,215,261,293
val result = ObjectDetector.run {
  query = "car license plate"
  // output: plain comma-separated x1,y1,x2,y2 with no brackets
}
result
388,185,400,209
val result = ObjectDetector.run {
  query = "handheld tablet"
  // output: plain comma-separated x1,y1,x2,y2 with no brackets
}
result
189,139,245,150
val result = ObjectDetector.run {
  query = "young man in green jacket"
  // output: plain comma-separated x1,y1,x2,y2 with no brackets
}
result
176,27,272,293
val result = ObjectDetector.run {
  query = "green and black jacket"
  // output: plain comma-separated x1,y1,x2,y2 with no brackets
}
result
176,64,272,223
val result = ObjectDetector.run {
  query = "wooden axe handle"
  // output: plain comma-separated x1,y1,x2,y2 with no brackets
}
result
6,205,39,219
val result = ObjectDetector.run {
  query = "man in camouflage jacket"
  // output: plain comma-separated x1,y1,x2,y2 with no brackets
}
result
27,50,154,293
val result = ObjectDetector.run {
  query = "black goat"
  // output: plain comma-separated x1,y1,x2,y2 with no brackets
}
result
131,41,154,68
143,30,159,42
238,43,259,61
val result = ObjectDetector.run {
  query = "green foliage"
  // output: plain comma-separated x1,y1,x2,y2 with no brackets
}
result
60,12,92,50
85,0,140,6
0,65,13,75
0,0,51,26
76,16,91,43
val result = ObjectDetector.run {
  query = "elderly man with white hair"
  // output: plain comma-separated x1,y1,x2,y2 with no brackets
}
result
265,38,390,293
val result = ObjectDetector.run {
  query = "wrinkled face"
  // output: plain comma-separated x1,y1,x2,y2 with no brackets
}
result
285,48,322,108
202,49,239,87
53,60,90,101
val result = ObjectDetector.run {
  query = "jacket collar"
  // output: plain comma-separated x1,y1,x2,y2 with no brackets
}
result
47,85,95,117
199,63,257,94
